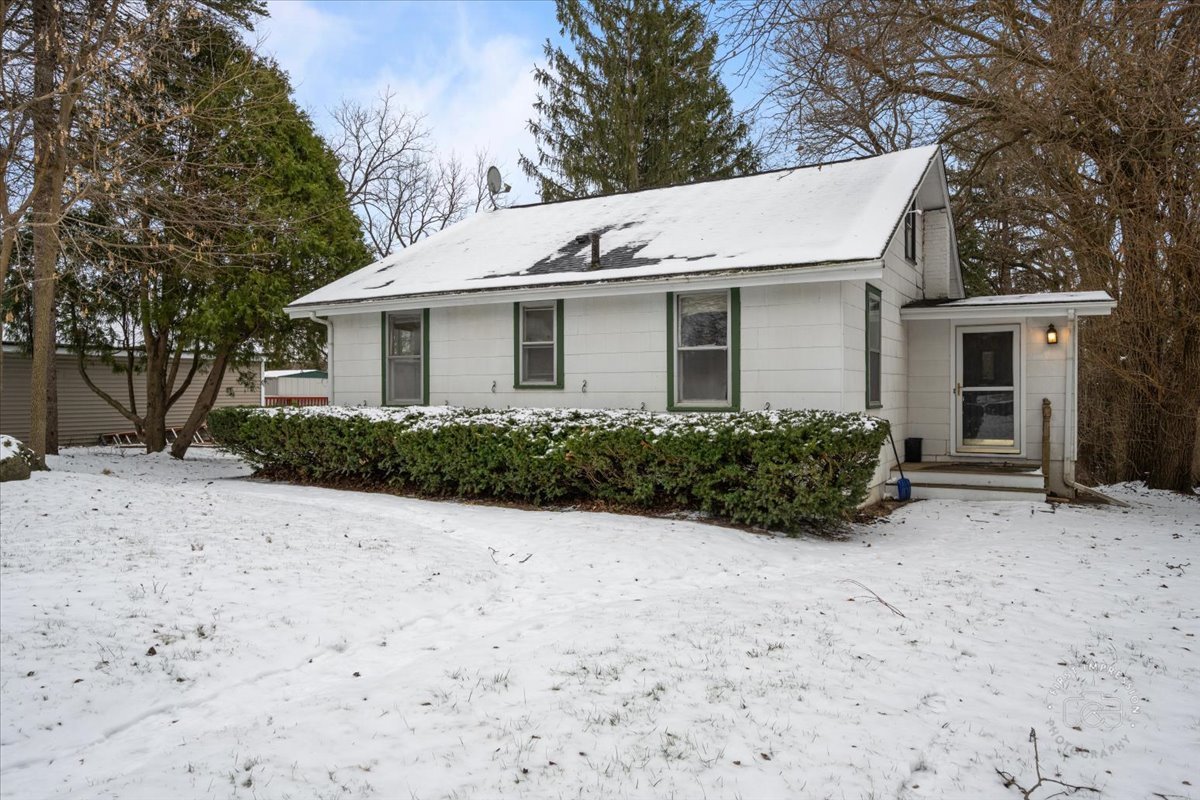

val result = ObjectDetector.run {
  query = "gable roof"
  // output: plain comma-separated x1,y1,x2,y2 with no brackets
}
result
288,144,942,313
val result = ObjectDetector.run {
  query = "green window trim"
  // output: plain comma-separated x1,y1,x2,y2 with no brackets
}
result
903,200,918,263
380,308,430,406
865,284,882,409
666,288,740,412
513,299,565,390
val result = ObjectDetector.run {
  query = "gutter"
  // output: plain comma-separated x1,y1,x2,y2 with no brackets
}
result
900,298,1116,320
308,312,334,403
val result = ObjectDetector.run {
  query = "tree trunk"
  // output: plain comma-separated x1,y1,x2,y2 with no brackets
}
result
169,350,230,459
142,335,169,452
46,354,58,453
29,0,64,468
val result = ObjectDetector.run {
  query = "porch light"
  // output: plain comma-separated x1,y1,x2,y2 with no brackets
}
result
1045,324,1058,345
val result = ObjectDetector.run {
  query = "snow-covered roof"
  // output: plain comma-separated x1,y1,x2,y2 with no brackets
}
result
937,291,1113,307
901,290,1116,319
288,145,942,312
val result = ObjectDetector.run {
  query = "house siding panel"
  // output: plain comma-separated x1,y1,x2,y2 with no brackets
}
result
922,208,952,299
329,313,382,406
0,352,258,447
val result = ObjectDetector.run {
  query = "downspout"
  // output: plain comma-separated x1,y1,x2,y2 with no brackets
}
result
309,312,334,404
259,358,266,406
1064,309,1077,489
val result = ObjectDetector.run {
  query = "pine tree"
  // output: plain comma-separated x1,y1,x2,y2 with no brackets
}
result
520,0,759,201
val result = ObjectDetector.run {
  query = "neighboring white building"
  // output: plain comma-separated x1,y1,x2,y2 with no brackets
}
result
285,146,1115,501
261,369,329,405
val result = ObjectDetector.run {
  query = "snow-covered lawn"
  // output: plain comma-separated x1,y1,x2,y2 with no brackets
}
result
0,449,1196,799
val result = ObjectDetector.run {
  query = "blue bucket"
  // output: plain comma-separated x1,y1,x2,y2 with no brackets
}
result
896,477,912,501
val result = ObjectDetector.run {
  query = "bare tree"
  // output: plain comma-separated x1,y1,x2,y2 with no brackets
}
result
330,89,503,260
722,0,1200,490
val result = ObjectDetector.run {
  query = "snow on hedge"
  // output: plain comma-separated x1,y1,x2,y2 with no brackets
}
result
253,403,885,437
0,434,23,462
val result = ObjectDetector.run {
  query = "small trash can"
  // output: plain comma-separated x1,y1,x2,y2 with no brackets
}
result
904,437,922,464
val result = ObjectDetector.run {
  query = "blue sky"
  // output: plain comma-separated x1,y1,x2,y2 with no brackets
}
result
254,1,766,203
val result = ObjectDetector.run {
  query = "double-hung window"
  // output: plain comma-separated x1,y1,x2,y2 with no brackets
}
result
866,285,882,408
672,290,737,408
903,200,918,262
385,310,426,404
514,300,563,389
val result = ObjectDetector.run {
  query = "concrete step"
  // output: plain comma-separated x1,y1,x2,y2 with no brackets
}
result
886,481,1046,502
889,466,1045,490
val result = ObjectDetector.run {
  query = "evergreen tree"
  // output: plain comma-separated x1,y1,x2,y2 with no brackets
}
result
520,0,758,201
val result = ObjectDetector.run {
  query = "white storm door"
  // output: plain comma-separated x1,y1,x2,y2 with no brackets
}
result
955,325,1020,453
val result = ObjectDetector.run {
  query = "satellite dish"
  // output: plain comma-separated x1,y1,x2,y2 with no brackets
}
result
486,166,511,195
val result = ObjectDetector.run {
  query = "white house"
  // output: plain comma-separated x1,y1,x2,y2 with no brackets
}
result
285,146,1115,501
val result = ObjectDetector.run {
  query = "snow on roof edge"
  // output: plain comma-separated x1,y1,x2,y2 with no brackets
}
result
941,291,1114,307
285,257,883,312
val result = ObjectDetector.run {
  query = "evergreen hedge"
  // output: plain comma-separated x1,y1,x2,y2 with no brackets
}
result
208,406,888,530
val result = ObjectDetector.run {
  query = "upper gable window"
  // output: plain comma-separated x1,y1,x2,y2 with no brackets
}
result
904,201,918,262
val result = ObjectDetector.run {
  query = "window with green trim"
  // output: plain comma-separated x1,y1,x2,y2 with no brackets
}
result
673,290,734,407
385,310,424,404
514,300,563,389
866,284,882,408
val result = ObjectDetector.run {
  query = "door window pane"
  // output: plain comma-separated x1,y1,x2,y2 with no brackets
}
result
962,390,1015,444
679,349,728,402
962,331,1013,386
679,293,727,347
522,344,555,383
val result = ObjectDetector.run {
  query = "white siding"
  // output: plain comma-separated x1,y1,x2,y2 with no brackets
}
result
740,282,844,412
921,208,953,299
429,295,667,410
329,313,382,406
906,319,952,458
267,376,329,397
1023,316,1070,468
332,284,863,415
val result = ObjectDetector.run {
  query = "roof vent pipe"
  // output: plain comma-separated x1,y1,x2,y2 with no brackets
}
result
590,233,601,270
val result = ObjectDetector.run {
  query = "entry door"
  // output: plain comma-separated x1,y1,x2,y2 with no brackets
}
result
955,325,1020,453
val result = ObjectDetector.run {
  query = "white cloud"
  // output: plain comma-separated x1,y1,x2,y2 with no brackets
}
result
254,1,358,95
254,2,543,201
352,27,541,200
